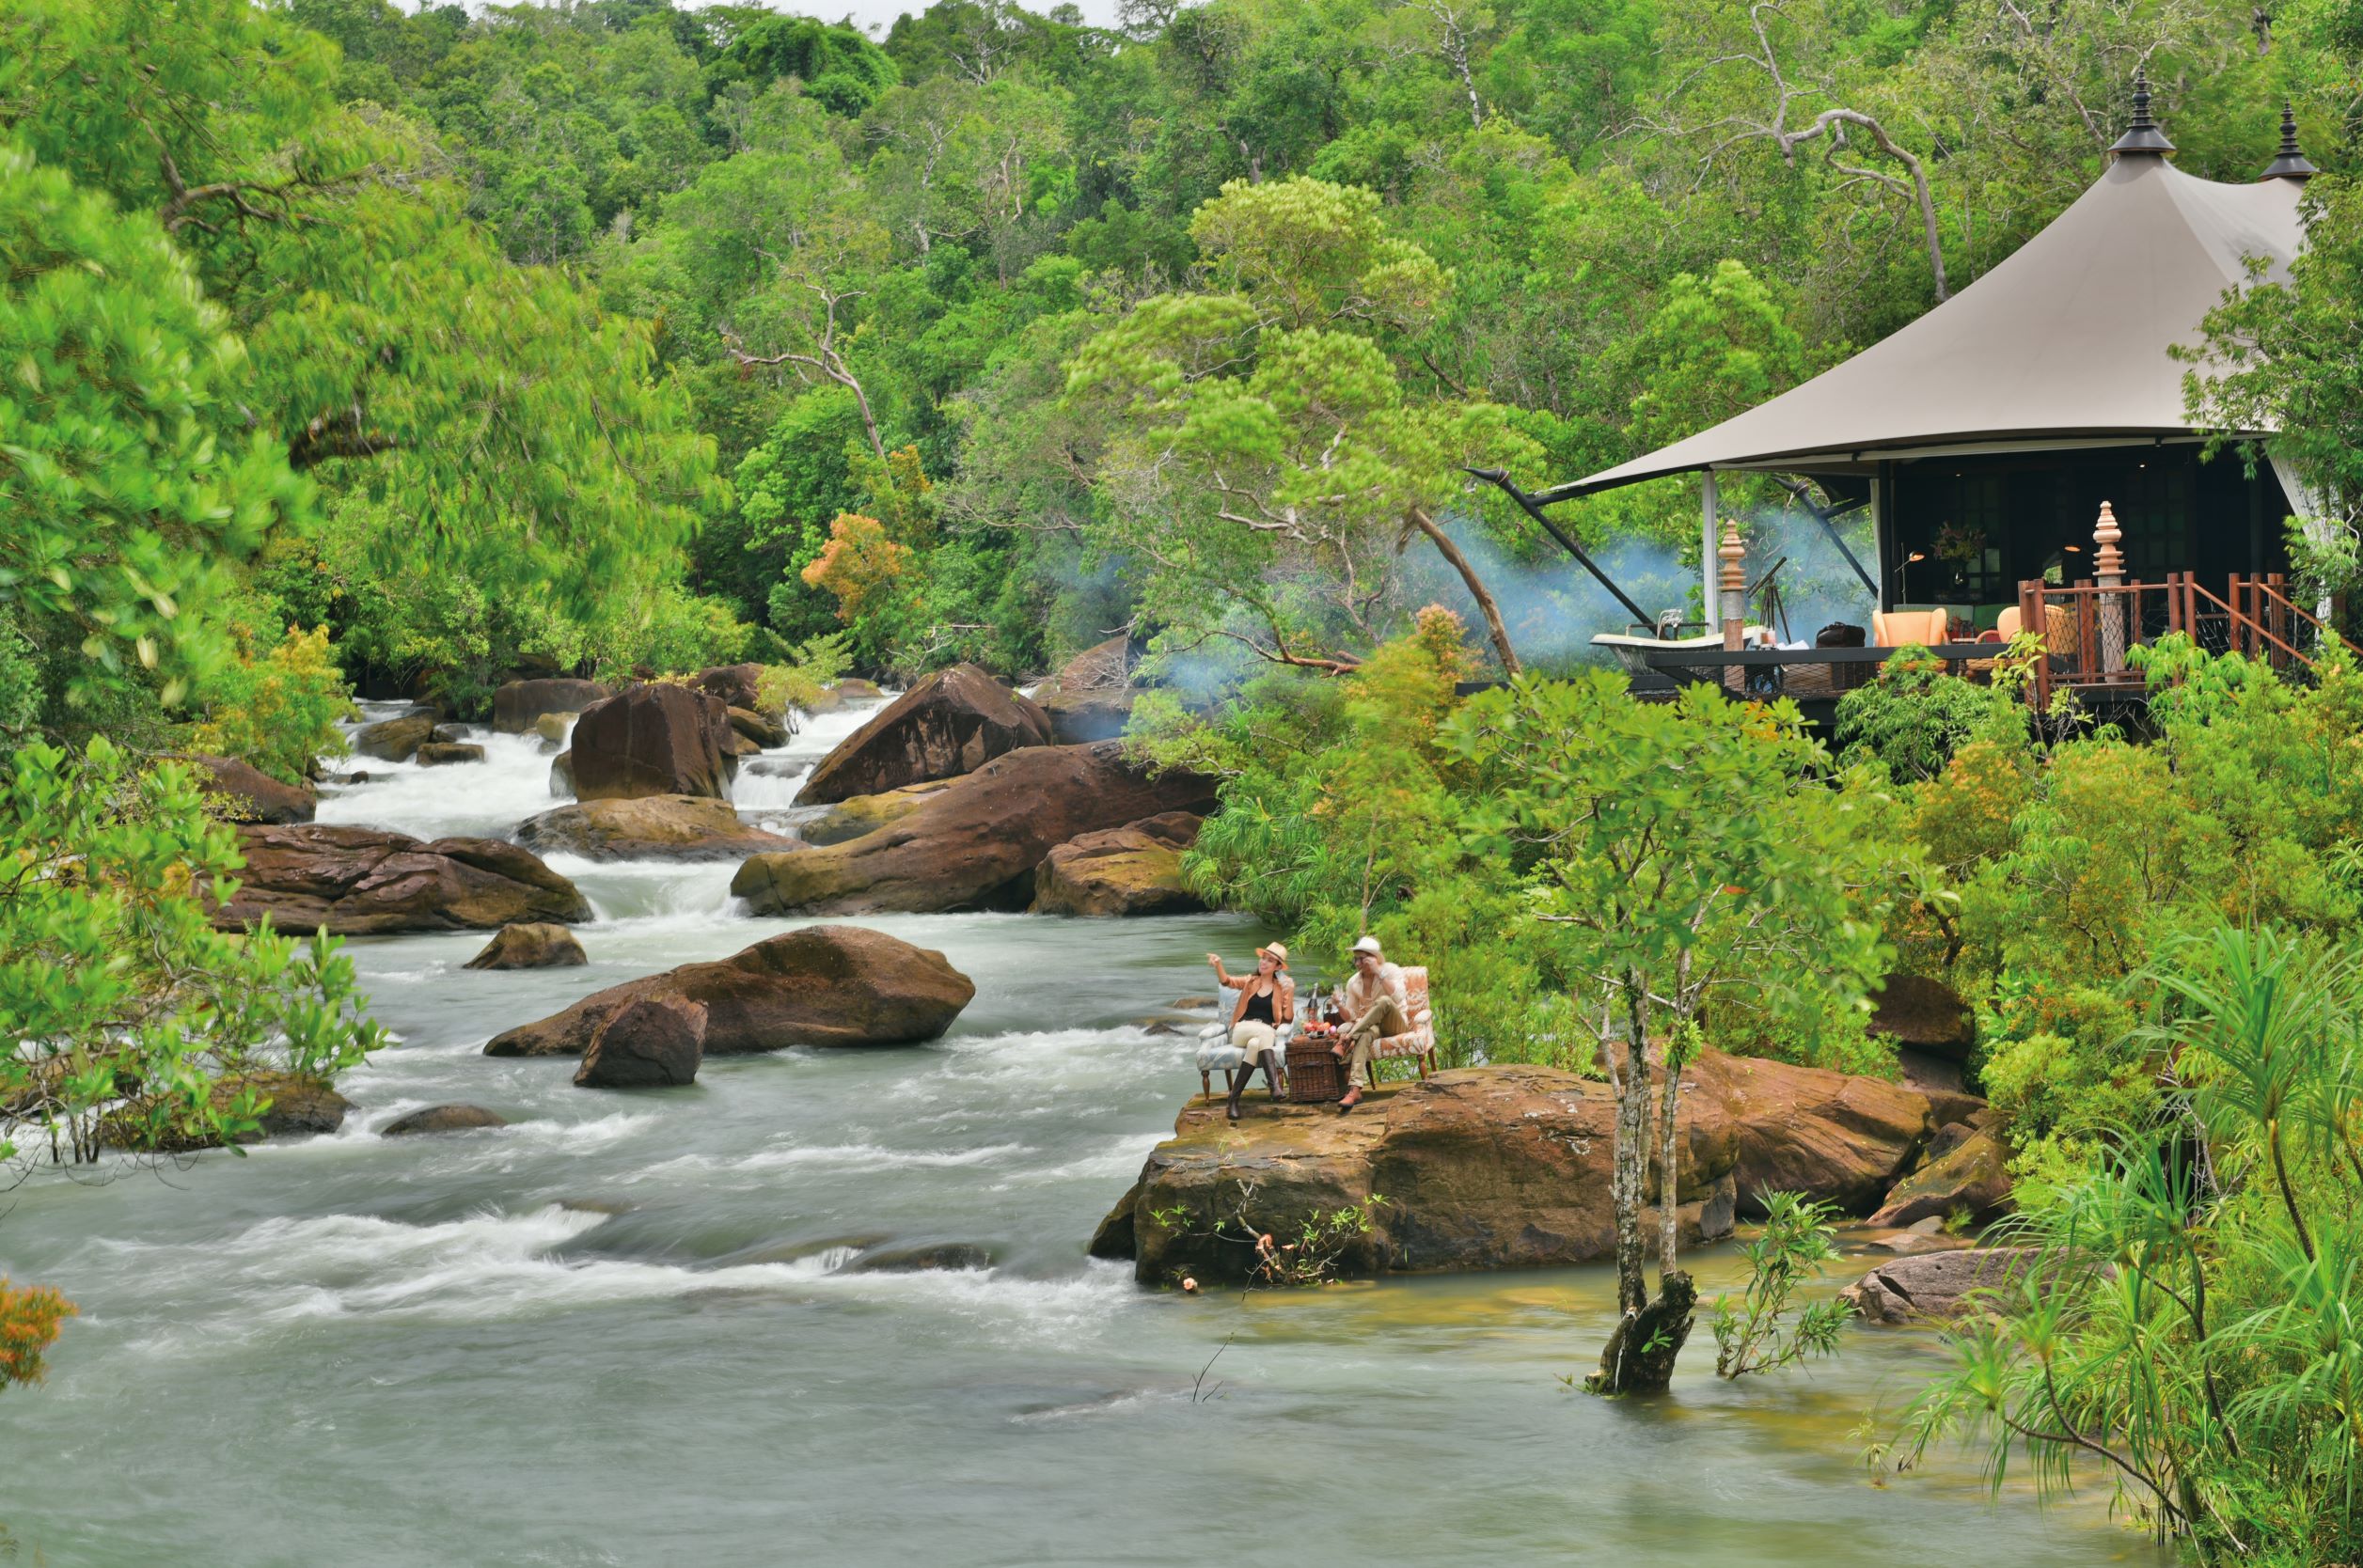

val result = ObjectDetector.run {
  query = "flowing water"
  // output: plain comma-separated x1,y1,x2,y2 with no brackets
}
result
0,698,2165,1566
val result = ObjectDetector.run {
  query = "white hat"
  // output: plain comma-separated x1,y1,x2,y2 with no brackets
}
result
1351,935,1384,957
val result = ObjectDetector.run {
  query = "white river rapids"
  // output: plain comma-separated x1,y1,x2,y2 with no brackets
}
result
0,697,2164,1566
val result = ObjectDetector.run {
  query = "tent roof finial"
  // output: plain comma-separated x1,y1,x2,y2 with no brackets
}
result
2110,68,2176,158
2261,101,2317,181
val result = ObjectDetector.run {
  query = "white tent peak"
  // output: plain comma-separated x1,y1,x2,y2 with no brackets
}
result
1557,154,2308,498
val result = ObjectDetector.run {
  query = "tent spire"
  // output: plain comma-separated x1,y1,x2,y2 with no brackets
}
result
2110,69,2176,158
2261,102,2318,181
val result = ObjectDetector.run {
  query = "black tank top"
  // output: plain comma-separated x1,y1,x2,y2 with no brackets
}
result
1243,986,1277,1025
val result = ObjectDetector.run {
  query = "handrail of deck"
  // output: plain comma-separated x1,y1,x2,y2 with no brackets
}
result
2234,574,2363,662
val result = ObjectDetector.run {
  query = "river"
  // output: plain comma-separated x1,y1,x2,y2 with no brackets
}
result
0,697,2163,1566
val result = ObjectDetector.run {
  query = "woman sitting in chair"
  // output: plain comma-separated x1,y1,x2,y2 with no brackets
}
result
1205,945,1293,1121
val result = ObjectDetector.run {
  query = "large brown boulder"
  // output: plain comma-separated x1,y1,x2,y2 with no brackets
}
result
513,796,797,862
1683,1050,1935,1216
575,994,707,1089
493,678,612,734
570,682,734,801
484,925,974,1058
1095,1048,1940,1285
416,741,485,767
1868,1125,2013,1230
383,1104,510,1136
213,824,591,935
798,779,959,846
691,663,766,713
1030,812,1205,917
1032,636,1139,744
354,711,438,762
1842,1247,2040,1325
463,922,589,970
1870,973,1975,1060
797,663,1051,805
1105,1064,1741,1287
186,754,315,823
728,706,788,748
733,743,1218,916
119,1073,353,1152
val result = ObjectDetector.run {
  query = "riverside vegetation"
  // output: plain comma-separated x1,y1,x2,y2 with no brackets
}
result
6,0,2363,1561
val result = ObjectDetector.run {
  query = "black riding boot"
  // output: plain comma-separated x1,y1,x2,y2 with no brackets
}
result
1226,1066,1249,1120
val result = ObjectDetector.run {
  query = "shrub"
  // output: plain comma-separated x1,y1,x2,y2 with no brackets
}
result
189,622,353,785
1835,650,2018,783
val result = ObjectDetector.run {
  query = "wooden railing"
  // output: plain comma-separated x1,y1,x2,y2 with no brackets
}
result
2018,572,2363,707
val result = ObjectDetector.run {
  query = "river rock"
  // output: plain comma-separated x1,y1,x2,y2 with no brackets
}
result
1030,812,1205,917
1682,1050,1935,1216
691,663,766,714
186,754,316,823
796,663,1051,806
485,925,974,1058
798,779,959,846
1032,636,1139,745
213,823,592,934
354,711,438,762
119,1073,354,1152
463,922,589,970
417,741,485,766
1841,1247,2040,1325
550,750,575,797
493,678,611,733
570,682,734,801
535,712,574,745
835,679,883,700
733,743,1218,916
1869,973,1975,1059
848,1242,994,1274
514,796,797,862
1095,1048,1944,1285
1868,1125,2012,1230
575,994,708,1089
728,706,788,748
383,1104,511,1136
1103,1064,1741,1286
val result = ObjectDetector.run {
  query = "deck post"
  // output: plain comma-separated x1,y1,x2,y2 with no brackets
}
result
1700,471,1720,628
1718,520,1748,691
2019,579,2049,711
2093,501,2127,676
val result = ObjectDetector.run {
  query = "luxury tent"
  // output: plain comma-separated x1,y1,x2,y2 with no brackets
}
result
1510,82,2339,702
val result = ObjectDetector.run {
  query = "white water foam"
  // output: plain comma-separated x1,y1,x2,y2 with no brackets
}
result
99,1204,1132,1336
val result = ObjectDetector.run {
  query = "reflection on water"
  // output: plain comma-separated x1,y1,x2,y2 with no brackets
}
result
0,694,2163,1566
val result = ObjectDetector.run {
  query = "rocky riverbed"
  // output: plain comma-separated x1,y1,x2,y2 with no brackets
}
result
0,670,2156,1568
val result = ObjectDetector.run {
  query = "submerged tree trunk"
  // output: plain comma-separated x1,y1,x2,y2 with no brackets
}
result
1586,1270,1696,1395
1610,985,1653,1317
1656,1030,1686,1277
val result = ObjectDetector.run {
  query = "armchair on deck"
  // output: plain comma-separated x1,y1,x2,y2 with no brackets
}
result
1365,966,1439,1084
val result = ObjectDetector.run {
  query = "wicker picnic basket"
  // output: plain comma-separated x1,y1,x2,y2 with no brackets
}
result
1284,1040,1346,1104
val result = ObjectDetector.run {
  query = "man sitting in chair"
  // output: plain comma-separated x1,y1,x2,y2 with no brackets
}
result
1331,935,1411,1115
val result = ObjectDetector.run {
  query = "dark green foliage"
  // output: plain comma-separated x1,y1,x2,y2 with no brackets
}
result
1835,651,2022,783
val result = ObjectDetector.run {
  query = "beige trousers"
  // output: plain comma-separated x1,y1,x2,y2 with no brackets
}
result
1338,997,1411,1082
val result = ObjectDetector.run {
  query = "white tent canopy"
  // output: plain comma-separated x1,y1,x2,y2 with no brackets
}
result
1555,155,2308,500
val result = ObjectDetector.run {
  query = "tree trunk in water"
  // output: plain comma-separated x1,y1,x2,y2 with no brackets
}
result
1586,1270,1696,1395
1410,508,1522,677
1610,989,1652,1317
1656,1034,1686,1276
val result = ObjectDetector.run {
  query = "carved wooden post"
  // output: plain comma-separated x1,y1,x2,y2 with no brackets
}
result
2093,500,2127,676
1718,518,1748,692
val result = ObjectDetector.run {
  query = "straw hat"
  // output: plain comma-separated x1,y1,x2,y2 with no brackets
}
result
1351,935,1384,957
1257,943,1289,966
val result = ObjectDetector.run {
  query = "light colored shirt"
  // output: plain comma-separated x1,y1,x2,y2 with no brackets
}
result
1341,961,1408,1027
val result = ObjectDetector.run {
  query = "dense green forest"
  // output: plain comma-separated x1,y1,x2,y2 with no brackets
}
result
8,0,2359,745
8,0,2363,1560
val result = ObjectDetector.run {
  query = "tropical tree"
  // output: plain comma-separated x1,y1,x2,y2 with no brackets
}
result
1446,671,1900,1391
